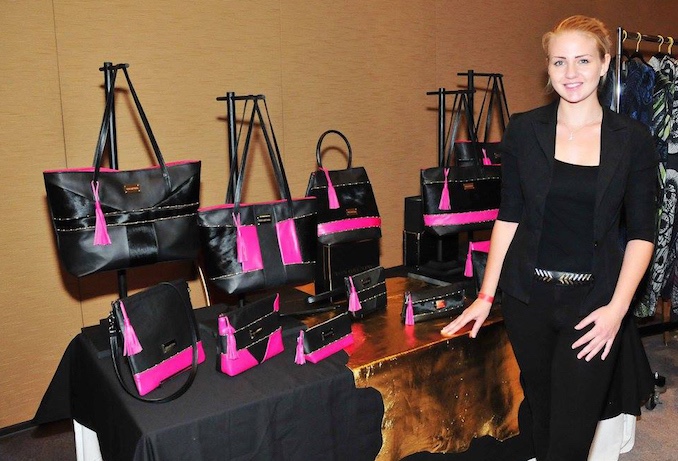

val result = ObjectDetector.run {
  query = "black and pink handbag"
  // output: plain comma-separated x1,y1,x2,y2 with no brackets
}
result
109,280,205,402
217,294,284,376
295,312,354,365
305,130,381,245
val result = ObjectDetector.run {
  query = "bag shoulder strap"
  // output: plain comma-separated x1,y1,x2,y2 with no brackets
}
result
108,281,200,404
315,129,353,169
442,91,480,167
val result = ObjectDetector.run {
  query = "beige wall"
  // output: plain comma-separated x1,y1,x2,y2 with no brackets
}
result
1,0,676,428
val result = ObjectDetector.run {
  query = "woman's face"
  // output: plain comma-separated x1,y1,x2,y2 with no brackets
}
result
547,30,610,105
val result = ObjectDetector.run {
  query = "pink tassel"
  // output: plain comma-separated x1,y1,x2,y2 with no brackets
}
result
438,168,451,211
482,148,492,165
91,181,111,245
223,316,239,360
321,168,340,209
464,245,474,277
405,292,415,326
348,277,362,313
119,301,143,356
233,213,248,264
295,330,306,365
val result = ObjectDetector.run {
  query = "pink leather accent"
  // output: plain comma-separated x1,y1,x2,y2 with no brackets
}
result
295,330,306,365
348,277,361,313
133,342,205,396
276,219,303,265
233,214,263,272
91,181,111,246
304,333,354,364
464,240,491,277
405,293,415,326
424,209,498,227
317,217,381,236
320,168,340,209
481,148,493,165
220,329,284,376
438,168,451,211
273,294,280,312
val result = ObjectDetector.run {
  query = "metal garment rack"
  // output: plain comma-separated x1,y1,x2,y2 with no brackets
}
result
614,28,678,344
614,27,676,111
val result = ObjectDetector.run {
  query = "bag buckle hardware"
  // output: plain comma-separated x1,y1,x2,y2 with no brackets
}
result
256,214,272,225
462,182,475,191
249,326,263,339
161,340,177,354
124,184,142,194
321,329,335,341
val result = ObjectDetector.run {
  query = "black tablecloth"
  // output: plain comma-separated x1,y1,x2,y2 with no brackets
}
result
35,305,384,461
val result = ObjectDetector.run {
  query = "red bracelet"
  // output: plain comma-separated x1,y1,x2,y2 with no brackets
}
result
477,292,494,303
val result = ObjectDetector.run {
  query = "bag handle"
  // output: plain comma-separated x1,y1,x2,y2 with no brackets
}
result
315,129,353,169
475,74,510,144
108,281,200,403
442,91,481,168
228,96,295,214
92,64,172,191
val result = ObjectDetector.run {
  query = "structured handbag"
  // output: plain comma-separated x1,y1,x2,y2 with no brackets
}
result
294,312,354,365
217,294,284,376
345,265,387,320
43,64,201,277
464,240,491,278
402,284,466,325
420,91,501,236
305,129,381,245
197,95,317,295
474,73,510,166
109,279,205,402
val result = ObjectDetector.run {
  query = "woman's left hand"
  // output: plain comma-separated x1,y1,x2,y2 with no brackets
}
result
571,304,625,361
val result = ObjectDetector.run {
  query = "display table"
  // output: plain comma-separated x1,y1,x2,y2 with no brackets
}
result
34,304,384,461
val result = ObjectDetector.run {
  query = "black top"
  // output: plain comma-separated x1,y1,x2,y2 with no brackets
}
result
536,159,598,272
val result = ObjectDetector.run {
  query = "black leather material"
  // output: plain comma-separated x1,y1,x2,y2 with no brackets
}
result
217,295,281,363
110,280,203,402
306,130,381,245
198,95,317,295
344,266,387,320
401,284,466,323
303,312,352,354
43,65,201,277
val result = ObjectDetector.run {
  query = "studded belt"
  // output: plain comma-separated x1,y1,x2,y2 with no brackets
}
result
534,268,594,285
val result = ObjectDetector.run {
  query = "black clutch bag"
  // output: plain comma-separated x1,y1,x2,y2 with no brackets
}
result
295,312,354,364
345,266,387,320
402,284,466,324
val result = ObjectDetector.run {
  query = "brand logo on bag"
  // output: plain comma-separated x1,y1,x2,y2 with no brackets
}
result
346,208,359,217
435,299,446,309
249,327,263,340
161,339,177,355
321,329,335,341
256,214,272,225
361,276,372,286
462,182,475,191
124,184,142,194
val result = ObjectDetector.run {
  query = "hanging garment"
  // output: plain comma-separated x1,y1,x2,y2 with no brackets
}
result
619,57,656,129
651,55,678,158
635,168,676,317
648,56,674,165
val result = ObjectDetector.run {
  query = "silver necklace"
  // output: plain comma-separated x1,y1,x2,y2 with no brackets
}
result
561,118,600,141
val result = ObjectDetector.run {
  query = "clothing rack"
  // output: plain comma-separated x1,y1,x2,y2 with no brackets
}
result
614,27,676,111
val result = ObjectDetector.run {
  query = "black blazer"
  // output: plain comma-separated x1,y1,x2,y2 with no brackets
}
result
497,101,659,316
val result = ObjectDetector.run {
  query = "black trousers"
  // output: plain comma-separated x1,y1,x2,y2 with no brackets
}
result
502,280,623,461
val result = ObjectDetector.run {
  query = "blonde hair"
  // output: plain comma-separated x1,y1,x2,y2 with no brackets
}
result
542,15,612,60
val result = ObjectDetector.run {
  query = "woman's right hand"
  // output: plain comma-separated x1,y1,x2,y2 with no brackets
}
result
440,297,493,339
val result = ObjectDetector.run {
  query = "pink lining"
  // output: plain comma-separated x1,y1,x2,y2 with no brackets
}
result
423,209,498,227
133,342,205,396
304,334,354,364
317,217,381,236
276,219,302,265
220,329,284,376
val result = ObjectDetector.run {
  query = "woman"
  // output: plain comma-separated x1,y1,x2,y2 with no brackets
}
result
441,15,657,461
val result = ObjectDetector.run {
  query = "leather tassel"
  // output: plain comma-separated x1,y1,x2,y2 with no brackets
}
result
438,168,451,211
348,277,362,313
482,148,493,165
119,301,143,356
405,292,415,326
464,245,474,277
295,330,306,365
233,213,248,264
321,168,340,209
91,181,112,246
223,316,239,360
